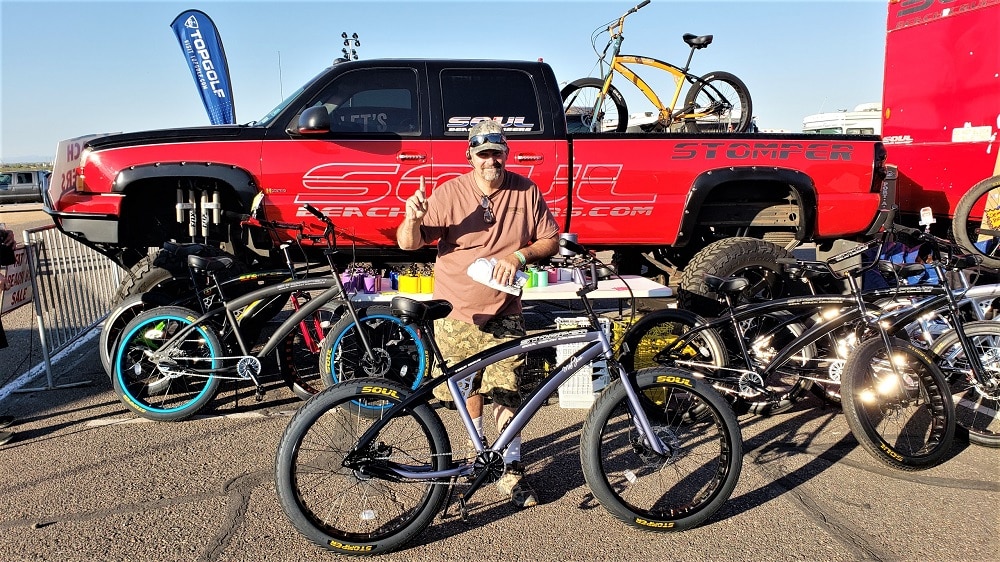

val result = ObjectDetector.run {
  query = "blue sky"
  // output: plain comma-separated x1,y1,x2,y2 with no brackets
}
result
1,0,888,162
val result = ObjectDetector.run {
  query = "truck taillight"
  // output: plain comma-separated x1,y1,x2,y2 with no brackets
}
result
74,148,91,191
871,142,887,193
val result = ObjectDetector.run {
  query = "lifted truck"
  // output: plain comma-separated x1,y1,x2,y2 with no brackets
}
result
45,58,891,311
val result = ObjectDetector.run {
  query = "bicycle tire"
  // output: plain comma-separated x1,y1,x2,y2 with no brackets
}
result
930,321,1000,447
275,378,450,555
840,337,955,470
618,308,726,372
561,77,629,133
580,367,742,532
319,306,428,417
683,71,752,133
112,306,223,421
278,302,345,400
100,293,170,379
952,175,1000,269
739,310,817,415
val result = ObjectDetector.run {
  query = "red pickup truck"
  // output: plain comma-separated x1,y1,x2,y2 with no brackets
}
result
45,59,892,310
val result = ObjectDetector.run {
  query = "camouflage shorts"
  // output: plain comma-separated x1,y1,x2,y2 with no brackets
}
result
433,315,526,407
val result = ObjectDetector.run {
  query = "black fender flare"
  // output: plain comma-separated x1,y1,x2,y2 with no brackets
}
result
113,162,259,212
675,166,818,247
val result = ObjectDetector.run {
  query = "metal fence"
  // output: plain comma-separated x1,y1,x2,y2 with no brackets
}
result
22,224,124,390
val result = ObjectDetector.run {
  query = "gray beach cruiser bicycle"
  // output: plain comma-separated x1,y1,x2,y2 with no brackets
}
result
274,238,743,555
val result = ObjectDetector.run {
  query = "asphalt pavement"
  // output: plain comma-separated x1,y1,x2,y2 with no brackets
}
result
0,204,997,561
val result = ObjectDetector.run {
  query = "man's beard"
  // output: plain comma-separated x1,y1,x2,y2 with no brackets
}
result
481,166,502,182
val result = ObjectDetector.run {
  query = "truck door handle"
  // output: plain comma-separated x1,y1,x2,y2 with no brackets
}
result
515,153,544,162
396,151,427,162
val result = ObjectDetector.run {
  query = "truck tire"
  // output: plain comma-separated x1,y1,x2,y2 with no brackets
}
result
113,246,244,302
677,237,798,317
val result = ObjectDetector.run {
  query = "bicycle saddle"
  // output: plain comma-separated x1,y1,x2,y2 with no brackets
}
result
683,33,713,49
186,254,234,272
876,260,927,279
390,296,453,324
704,274,748,296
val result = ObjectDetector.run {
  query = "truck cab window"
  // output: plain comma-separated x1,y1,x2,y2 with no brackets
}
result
440,69,543,135
310,68,420,134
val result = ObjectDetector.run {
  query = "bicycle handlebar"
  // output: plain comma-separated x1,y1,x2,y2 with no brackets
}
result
630,0,651,14
891,223,982,269
607,0,651,34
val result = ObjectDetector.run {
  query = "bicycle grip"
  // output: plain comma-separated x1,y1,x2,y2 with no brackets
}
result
302,204,326,220
632,0,651,13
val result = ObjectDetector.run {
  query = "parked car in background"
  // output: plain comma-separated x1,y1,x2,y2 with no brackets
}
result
0,169,49,204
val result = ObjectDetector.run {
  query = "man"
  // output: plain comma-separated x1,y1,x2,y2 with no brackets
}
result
397,119,559,508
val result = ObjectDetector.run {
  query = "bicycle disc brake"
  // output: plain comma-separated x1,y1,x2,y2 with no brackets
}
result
634,425,682,468
361,348,392,376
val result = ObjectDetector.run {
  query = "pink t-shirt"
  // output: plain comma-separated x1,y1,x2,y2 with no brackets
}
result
417,170,559,326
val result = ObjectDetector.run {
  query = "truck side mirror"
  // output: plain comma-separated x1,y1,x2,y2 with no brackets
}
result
296,106,331,135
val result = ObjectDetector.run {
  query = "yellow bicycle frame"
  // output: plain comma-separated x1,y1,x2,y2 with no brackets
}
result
592,8,717,128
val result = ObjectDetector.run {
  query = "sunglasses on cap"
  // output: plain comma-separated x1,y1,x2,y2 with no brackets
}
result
468,132,507,148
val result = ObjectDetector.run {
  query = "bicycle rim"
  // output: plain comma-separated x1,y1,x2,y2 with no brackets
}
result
280,303,343,400
325,312,427,417
580,368,742,531
113,308,221,421
275,379,449,555
620,312,726,372
561,78,627,133
683,72,751,133
931,322,1000,447
741,312,816,415
841,338,955,469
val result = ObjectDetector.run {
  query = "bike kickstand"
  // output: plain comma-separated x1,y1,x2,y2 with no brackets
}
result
441,477,467,521
458,494,469,523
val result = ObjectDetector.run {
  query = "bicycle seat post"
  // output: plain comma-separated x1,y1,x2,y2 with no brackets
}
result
280,243,298,281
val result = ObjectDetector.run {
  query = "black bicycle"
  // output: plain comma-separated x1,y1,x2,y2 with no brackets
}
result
619,230,957,470
110,205,426,421
101,215,338,400
275,238,743,555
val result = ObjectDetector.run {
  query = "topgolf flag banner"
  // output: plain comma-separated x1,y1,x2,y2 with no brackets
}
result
170,10,236,125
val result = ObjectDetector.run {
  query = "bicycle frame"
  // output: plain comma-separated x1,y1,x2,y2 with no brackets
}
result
345,263,670,493
591,0,711,129
142,208,379,387
655,244,995,398
149,277,349,382
348,327,619,483
599,53,702,127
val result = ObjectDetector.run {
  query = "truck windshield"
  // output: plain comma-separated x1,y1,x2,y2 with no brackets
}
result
256,68,331,126
0,174,11,187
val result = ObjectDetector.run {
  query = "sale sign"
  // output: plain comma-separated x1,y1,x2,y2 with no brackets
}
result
1,245,32,314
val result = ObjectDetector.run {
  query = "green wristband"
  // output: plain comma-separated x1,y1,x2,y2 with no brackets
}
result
514,250,527,265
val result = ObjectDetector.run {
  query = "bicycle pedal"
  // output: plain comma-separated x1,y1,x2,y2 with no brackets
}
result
254,389,265,402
